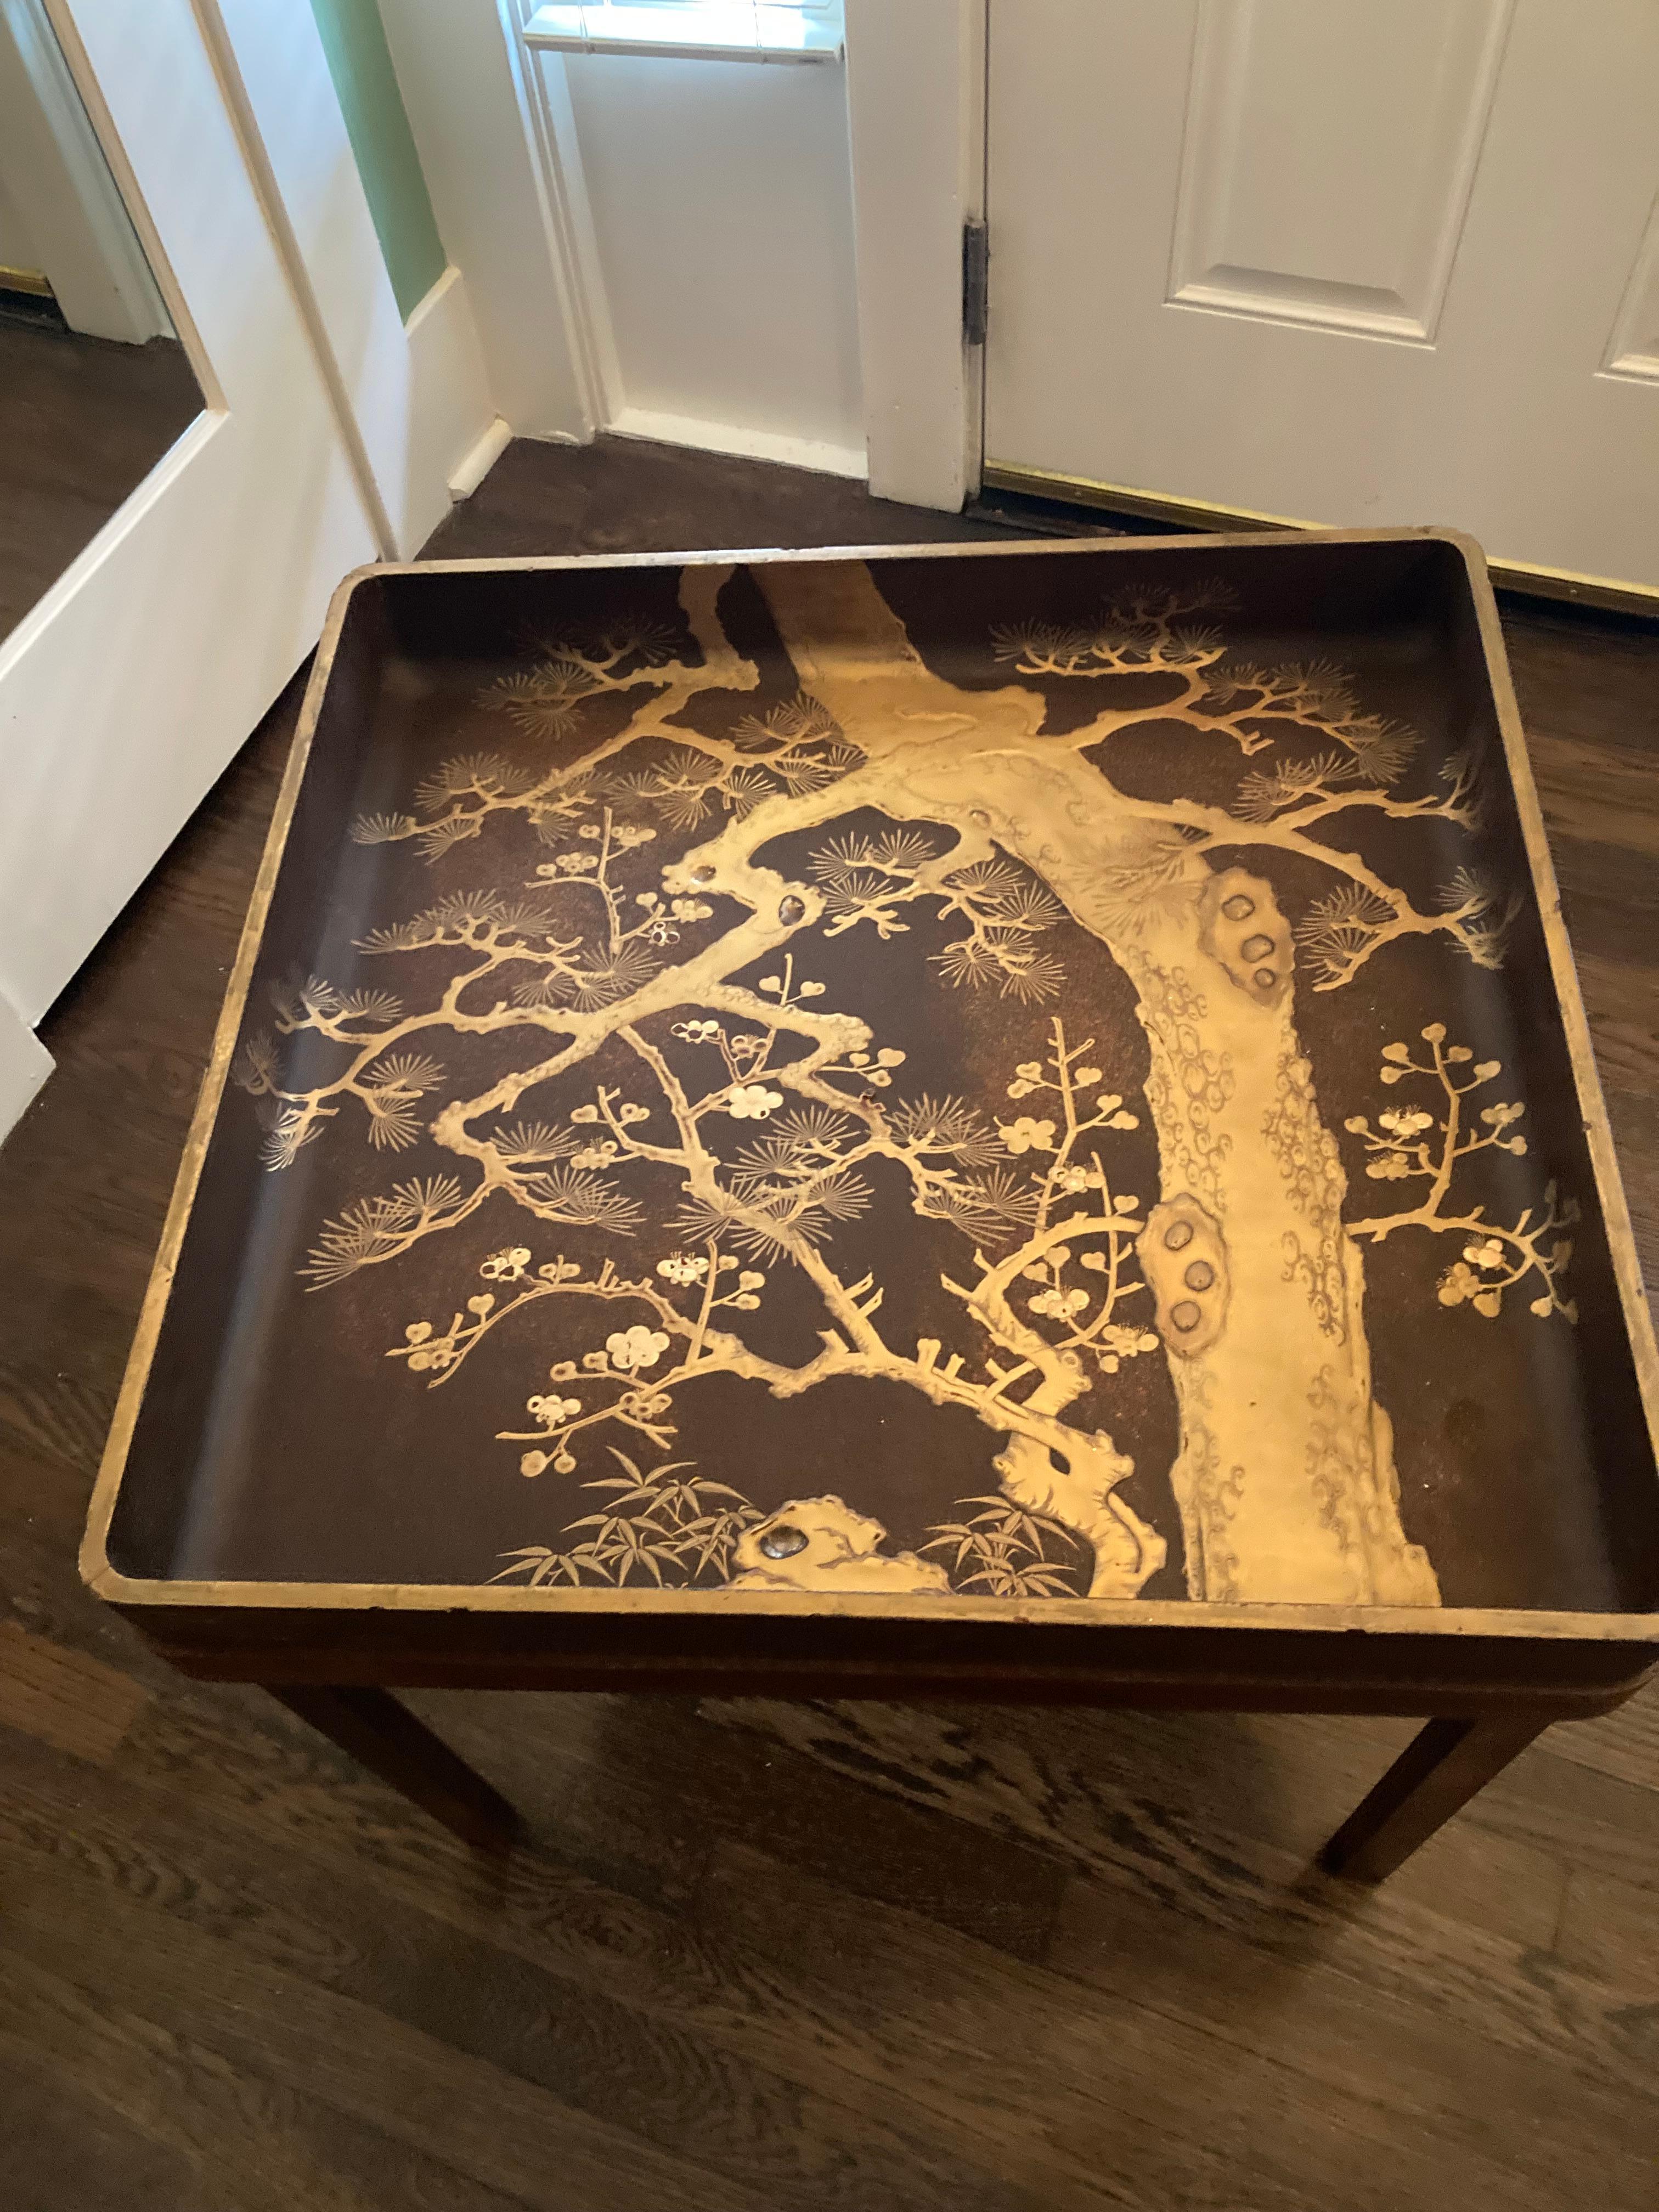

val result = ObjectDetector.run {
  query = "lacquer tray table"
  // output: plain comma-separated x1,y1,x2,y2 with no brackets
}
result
83,533,1659,1880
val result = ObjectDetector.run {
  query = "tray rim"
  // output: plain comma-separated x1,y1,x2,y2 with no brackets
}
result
80,525,1659,1646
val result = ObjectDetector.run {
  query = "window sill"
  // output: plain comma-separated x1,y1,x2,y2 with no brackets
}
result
522,5,842,64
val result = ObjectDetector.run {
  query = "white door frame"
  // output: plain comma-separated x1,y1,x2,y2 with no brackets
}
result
370,0,988,505
0,0,171,340
844,0,985,511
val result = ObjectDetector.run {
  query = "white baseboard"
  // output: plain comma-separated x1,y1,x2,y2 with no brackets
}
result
402,265,500,550
607,405,867,482
448,413,513,501
0,987,52,1149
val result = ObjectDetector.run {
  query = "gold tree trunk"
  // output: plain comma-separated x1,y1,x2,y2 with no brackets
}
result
732,562,1440,1605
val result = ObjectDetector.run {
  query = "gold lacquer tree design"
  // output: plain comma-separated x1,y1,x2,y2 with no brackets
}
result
237,560,1572,1605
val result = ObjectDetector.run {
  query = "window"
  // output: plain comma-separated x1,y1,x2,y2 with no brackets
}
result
522,2,844,65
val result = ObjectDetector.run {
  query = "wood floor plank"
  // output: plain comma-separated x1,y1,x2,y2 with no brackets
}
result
1554,1863,1659,1996
1571,961,1659,1098
1505,608,1659,761
700,1698,1651,2110
1460,1735,1659,1898
423,1689,1070,1963
0,1946,607,2212
1538,1679,1659,1796
1,1703,1094,2196
0,2031,216,2212
2,1927,562,2212
1525,731,1659,861
0,1727,1466,2212
1043,1867,1656,2212
0,1616,150,1762
0,1844,1037,2212
700,1837,1632,2212
708,1698,1568,1956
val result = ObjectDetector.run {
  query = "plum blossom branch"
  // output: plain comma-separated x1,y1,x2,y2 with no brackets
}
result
1344,1024,1579,1322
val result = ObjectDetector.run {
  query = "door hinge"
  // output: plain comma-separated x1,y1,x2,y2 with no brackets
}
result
962,218,989,348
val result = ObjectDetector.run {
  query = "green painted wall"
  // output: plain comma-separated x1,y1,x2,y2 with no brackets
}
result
309,0,446,319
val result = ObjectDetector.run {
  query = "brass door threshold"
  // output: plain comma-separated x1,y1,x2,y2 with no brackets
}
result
0,264,53,298
983,461,1659,620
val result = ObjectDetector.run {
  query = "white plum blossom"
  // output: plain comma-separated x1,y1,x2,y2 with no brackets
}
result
479,1246,531,1282
657,1252,709,1285
1378,1108,1433,1138
725,1084,783,1120
998,1115,1056,1155
606,1324,670,1370
1365,1153,1414,1181
402,1319,455,1375
526,1392,583,1426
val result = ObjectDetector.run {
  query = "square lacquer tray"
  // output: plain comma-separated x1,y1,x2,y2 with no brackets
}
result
83,533,1659,1706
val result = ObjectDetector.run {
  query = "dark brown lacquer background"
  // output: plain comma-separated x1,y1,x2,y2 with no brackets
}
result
109,541,1659,1613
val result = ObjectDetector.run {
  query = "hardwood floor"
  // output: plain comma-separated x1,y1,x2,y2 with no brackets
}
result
2,435,1655,2210
0,320,201,643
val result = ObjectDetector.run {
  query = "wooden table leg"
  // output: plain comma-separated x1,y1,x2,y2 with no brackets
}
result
1319,1713,1548,1883
270,1685,521,1848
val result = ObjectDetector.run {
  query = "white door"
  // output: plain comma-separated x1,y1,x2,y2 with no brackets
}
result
0,0,378,1092
984,0,1659,594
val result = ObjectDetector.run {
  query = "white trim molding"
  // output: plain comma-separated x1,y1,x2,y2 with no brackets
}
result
0,981,52,1149
379,0,601,443
207,2,498,557
448,410,513,499
404,266,501,523
844,0,984,511
506,4,622,431
608,403,864,478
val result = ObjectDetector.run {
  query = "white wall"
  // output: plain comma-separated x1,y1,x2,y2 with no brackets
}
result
0,166,42,271
557,50,865,475
379,0,599,444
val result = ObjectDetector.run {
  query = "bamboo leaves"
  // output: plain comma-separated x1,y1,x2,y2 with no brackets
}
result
488,1449,763,1589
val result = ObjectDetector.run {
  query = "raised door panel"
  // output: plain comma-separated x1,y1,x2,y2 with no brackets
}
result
1168,0,1513,342
1601,190,1659,382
